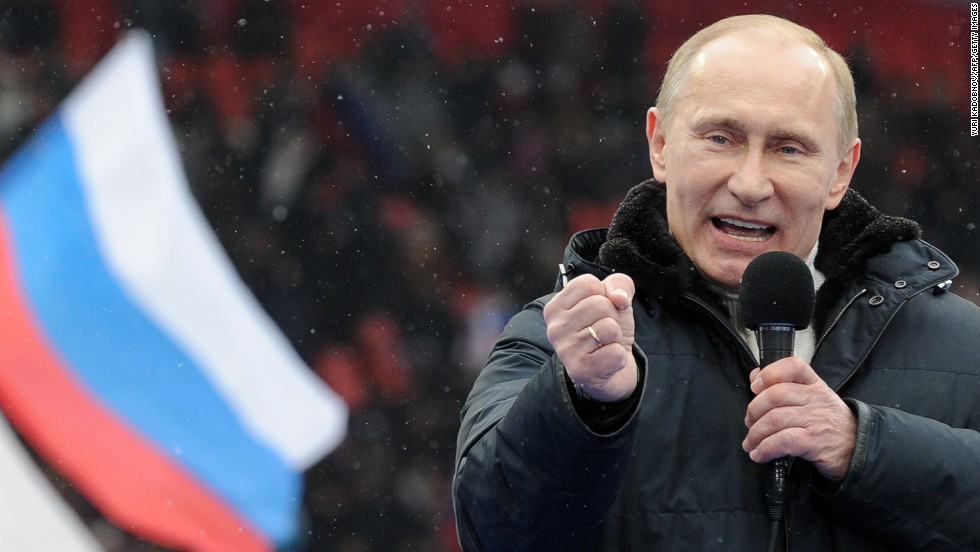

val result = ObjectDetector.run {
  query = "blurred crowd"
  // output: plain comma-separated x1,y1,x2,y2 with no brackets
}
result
1,0,977,550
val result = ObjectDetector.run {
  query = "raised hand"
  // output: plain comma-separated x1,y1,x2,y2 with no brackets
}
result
543,273,636,402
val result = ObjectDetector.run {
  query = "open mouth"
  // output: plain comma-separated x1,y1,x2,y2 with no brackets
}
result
712,217,776,242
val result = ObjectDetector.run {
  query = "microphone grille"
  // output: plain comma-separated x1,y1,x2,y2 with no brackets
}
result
740,251,815,330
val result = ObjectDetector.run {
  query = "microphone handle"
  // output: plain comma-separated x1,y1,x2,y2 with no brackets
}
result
755,324,797,551
756,324,795,367
766,458,789,519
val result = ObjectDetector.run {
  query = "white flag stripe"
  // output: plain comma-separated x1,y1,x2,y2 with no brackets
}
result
63,31,346,469
0,416,104,552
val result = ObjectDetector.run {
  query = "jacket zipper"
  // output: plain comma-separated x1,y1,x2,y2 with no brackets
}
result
681,292,793,550
680,292,758,372
813,288,867,354
815,275,952,393
665,271,951,552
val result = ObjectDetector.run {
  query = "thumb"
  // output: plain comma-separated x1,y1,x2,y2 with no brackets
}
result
603,273,635,310
603,273,635,348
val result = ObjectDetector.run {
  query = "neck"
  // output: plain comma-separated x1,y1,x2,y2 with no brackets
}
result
712,244,823,363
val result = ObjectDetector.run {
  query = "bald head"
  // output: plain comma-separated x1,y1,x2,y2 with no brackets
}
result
655,15,858,154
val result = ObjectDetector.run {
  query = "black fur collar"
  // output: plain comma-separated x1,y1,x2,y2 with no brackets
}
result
596,180,920,329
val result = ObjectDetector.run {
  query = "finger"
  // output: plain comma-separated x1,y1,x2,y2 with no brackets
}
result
575,349,638,402
553,296,618,345
545,274,604,313
746,414,857,480
744,382,810,427
582,323,604,352
585,343,630,377
602,274,636,348
743,403,809,450
751,357,819,393
745,427,811,464
544,284,611,343
603,273,635,310
587,316,625,347
747,404,854,453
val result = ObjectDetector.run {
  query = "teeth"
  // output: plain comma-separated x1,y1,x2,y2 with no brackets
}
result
719,217,769,230
716,217,773,242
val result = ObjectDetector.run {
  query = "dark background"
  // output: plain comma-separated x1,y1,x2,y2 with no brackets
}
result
1,1,977,550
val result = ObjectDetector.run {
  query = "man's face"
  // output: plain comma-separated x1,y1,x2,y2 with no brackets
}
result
647,30,860,292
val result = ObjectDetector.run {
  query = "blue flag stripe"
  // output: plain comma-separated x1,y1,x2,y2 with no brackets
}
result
0,114,300,544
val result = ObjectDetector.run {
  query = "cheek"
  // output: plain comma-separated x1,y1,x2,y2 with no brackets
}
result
665,180,702,219
780,168,837,213
791,189,828,214
665,165,712,207
787,192,833,243
665,190,707,258
664,191,690,247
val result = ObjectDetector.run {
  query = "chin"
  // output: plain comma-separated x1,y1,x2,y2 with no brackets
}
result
703,268,744,292
700,258,750,292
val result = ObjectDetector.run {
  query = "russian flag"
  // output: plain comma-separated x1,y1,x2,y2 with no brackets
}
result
0,31,348,551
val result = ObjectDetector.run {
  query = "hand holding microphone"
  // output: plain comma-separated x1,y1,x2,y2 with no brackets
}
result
739,252,856,552
739,251,856,481
743,358,857,480
543,272,637,402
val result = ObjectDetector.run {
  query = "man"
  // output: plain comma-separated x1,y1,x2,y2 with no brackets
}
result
452,14,980,552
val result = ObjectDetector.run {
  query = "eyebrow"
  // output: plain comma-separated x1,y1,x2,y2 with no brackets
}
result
692,115,818,149
691,116,744,134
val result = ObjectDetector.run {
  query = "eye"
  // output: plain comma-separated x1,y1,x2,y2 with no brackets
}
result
778,145,801,155
709,134,732,145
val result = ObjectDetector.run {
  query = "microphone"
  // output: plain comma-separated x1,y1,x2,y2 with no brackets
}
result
741,251,815,365
739,251,815,552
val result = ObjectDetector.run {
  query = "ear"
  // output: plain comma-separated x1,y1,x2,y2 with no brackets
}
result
825,138,861,210
647,107,668,183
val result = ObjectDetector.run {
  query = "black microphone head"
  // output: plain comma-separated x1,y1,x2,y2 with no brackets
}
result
740,251,815,330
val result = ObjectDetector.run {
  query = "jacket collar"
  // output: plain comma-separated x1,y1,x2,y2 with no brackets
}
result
569,180,923,330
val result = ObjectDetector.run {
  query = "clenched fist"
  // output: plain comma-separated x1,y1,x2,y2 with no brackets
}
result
542,272,637,402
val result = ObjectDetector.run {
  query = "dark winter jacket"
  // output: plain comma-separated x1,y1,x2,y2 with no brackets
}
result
453,180,980,551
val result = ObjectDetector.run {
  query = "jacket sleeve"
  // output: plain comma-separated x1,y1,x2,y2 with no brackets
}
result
452,299,644,552
821,399,980,550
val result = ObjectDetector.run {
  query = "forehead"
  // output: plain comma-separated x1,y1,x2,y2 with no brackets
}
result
674,31,838,142
694,29,829,74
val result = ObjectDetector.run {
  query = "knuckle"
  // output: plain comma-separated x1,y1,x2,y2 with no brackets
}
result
545,316,570,339
578,274,604,294
765,385,792,405
545,324,562,344
781,428,809,456
591,316,615,335
760,409,782,433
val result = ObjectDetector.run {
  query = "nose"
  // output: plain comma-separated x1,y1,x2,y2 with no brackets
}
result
727,148,773,207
